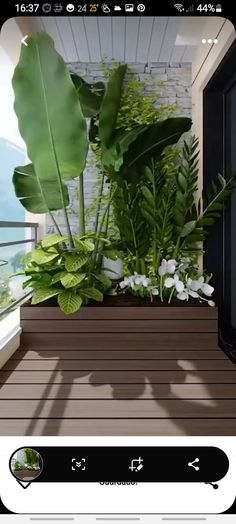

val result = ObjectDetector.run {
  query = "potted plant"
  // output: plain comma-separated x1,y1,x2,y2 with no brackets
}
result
11,33,234,352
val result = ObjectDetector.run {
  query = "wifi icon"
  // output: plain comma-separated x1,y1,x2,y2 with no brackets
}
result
174,3,185,11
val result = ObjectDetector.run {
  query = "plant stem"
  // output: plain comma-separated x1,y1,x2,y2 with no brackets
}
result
151,160,157,272
160,275,163,302
96,185,112,270
49,212,62,236
168,287,175,304
93,189,115,271
173,237,180,259
140,258,146,274
125,181,140,274
97,197,113,241
104,191,112,237
129,218,139,273
79,172,85,236
94,172,105,236
63,205,74,249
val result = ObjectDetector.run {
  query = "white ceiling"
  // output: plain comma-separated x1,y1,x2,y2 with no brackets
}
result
15,15,228,65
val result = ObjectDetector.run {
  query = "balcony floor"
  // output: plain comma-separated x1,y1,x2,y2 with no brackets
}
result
0,335,236,435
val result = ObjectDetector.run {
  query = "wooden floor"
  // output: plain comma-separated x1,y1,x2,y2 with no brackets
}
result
0,326,236,435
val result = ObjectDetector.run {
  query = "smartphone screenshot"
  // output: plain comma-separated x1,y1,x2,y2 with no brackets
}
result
0,0,236,520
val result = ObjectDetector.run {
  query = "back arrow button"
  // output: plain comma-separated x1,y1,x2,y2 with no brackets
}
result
21,35,28,46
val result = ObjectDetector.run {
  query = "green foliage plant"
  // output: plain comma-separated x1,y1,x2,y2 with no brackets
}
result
13,461,24,471
19,234,111,314
24,448,40,470
12,33,230,310
72,62,192,271
118,135,235,305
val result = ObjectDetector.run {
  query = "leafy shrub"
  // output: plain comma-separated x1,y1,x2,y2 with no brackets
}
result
20,234,112,314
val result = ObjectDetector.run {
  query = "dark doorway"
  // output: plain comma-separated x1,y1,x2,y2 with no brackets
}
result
203,39,236,361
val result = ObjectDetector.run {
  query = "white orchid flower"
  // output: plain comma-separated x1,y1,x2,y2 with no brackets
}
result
159,259,177,276
208,300,215,307
150,287,159,296
187,277,214,297
119,273,151,290
119,276,132,289
164,273,185,293
187,276,204,292
134,273,151,287
201,282,214,296
177,290,189,301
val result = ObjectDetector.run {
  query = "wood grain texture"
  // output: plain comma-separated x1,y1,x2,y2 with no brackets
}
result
1,370,236,385
14,350,226,360
21,319,217,333
0,304,235,436
4,359,234,371
21,306,218,320
0,383,236,400
0,419,236,436
1,399,236,418
20,332,219,350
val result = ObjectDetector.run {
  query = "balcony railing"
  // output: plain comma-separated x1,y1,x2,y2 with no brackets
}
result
0,220,38,318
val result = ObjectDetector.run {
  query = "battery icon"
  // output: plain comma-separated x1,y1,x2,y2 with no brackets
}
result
216,4,222,12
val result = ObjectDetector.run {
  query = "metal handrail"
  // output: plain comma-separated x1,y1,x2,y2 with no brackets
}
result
0,220,38,247
0,291,33,319
0,221,38,228
0,220,39,318
0,239,36,247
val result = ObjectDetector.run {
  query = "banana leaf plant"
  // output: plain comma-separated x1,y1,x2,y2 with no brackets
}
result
12,32,89,248
11,32,112,313
72,64,192,269
13,32,218,311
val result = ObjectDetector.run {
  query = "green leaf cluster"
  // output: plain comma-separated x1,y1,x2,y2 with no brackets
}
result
12,33,234,310
23,234,112,314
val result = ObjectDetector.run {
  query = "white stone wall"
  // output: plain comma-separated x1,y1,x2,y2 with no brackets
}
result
46,62,192,236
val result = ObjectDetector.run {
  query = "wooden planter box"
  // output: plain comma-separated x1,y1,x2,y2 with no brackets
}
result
13,469,40,480
21,300,218,352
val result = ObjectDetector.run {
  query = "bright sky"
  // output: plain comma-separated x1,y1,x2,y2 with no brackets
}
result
0,45,25,148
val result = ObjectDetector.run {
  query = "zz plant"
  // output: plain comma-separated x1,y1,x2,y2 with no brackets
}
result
118,135,235,305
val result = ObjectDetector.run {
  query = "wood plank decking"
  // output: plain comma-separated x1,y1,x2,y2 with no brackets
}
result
0,304,236,435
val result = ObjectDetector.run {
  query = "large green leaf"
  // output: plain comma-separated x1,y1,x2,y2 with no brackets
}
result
80,287,103,301
60,272,86,288
58,291,83,314
74,238,95,252
41,234,69,248
119,117,192,182
94,274,112,289
31,249,59,265
180,220,197,237
13,164,69,213
12,32,88,213
32,287,61,304
101,126,146,172
99,64,127,147
71,74,105,117
63,252,88,272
